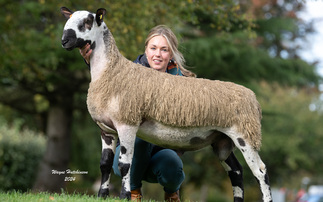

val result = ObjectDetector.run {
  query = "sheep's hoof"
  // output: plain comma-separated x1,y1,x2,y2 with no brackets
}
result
120,191,131,200
98,188,109,198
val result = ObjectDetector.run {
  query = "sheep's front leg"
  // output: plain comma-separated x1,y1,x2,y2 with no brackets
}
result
117,125,138,199
98,131,117,198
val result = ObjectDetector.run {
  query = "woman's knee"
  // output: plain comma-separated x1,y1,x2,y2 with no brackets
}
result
152,149,185,187
155,149,183,168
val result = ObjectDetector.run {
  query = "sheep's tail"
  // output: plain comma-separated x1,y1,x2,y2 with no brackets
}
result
240,98,262,151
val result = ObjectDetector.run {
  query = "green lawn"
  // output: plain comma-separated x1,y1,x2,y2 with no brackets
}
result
0,191,130,202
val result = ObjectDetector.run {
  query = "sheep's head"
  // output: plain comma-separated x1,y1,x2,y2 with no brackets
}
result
60,7,106,51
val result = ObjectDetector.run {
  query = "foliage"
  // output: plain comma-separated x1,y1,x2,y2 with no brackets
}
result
0,119,46,191
250,0,311,59
183,32,321,87
258,82,323,184
0,0,88,129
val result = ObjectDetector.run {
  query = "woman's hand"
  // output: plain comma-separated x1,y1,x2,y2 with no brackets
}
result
79,43,92,64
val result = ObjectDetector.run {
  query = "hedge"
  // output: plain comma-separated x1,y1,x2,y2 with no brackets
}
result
0,119,46,191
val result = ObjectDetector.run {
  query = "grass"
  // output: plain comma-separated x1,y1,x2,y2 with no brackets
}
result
0,191,133,202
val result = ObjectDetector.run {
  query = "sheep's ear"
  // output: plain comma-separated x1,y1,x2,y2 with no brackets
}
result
61,7,74,19
96,8,106,26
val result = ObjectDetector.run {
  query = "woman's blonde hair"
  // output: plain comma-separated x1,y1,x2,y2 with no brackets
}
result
145,25,196,77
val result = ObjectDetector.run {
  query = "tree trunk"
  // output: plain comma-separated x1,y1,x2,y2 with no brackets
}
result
33,104,72,192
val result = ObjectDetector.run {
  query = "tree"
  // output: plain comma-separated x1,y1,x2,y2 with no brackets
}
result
258,82,323,182
1,0,88,192
245,0,314,59
183,32,320,87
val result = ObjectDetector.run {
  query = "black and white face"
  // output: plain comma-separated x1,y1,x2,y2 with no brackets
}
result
60,7,106,51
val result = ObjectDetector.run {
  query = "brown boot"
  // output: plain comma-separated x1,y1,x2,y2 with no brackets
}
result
131,188,142,201
165,190,180,202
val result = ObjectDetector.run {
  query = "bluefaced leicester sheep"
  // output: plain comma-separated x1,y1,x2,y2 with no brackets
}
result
60,7,272,202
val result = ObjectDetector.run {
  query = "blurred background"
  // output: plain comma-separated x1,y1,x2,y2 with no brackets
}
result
0,0,322,201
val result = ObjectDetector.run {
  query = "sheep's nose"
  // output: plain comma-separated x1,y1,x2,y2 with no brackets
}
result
61,29,77,50
61,29,76,45
61,38,69,47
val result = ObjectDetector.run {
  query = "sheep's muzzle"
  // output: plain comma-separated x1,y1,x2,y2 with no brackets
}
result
61,29,77,50
61,29,91,51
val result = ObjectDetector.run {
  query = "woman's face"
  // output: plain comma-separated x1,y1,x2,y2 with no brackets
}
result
145,35,172,72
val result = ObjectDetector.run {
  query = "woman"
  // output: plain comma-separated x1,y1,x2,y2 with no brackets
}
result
80,25,195,201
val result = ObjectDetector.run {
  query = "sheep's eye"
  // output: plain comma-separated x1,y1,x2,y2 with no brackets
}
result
78,23,85,32
78,14,94,32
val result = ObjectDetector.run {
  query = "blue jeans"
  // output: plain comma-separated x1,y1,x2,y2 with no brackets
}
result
113,137,185,193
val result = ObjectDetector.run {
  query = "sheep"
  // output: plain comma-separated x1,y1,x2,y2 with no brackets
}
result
60,7,272,202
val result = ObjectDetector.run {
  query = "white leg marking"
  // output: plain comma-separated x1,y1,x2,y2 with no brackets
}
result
233,186,244,198
101,181,109,189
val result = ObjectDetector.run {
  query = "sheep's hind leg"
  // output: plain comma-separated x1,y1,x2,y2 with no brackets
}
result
98,131,117,198
232,136,272,202
221,153,244,202
212,134,244,202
